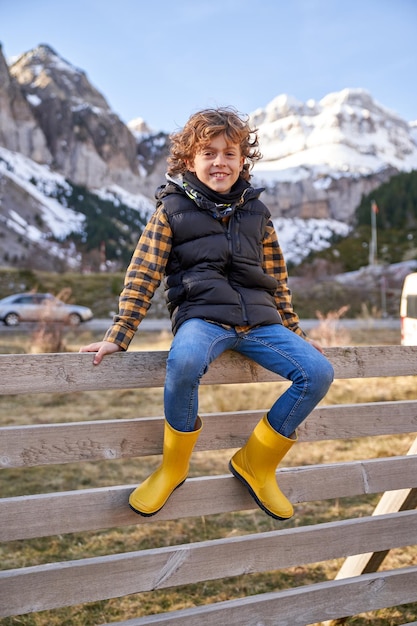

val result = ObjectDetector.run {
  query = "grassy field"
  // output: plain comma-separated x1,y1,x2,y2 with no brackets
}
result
1,325,417,625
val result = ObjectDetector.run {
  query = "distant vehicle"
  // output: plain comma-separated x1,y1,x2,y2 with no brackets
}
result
400,273,417,345
0,293,93,327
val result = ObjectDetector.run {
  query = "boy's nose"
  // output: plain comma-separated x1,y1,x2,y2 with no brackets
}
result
213,153,226,165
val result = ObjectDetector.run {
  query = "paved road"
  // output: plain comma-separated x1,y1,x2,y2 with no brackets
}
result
0,317,400,334
90,317,401,332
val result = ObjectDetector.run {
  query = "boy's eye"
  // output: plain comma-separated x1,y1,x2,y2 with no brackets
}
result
201,150,237,157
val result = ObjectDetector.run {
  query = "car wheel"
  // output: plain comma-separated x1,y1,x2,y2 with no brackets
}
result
68,313,82,326
4,312,20,326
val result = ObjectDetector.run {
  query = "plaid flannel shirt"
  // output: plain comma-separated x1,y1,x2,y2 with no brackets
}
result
104,204,305,350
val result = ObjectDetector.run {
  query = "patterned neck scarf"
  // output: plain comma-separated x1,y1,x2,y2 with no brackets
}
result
182,171,251,220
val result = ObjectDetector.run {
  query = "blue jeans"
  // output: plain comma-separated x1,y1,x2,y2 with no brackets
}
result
164,319,334,437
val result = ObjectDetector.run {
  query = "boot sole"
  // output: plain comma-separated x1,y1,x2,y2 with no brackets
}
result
128,479,186,517
228,461,291,521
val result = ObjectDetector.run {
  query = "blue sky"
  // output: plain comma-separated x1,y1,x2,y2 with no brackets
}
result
2,0,417,131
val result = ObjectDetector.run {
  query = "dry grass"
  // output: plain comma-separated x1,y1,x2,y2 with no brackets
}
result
1,324,417,625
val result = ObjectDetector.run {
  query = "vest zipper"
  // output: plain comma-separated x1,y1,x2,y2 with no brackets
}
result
234,212,241,253
225,213,241,251
227,214,248,324
238,290,249,324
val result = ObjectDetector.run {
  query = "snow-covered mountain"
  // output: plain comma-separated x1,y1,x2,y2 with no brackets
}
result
0,145,153,271
251,89,417,221
252,89,417,176
0,144,345,268
0,43,416,271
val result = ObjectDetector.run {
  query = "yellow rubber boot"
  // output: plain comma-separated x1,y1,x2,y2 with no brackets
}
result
129,417,202,516
229,414,296,520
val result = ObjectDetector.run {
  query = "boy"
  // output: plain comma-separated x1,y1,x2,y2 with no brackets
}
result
80,107,334,520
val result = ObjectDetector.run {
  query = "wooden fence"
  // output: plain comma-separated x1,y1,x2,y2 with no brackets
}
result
1,345,417,625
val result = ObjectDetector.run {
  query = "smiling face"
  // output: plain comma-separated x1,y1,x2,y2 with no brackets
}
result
187,133,245,194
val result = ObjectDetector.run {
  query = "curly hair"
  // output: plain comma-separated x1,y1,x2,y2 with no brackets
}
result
167,107,262,182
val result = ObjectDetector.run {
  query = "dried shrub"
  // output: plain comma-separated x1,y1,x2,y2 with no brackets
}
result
308,306,351,347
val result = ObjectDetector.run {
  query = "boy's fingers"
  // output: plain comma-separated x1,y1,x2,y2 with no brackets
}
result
93,351,103,365
79,341,120,365
79,343,98,353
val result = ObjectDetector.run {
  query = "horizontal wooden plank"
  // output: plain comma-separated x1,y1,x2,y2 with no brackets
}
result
2,344,417,622
2,400,417,468
100,565,417,626
1,345,417,395
331,437,417,584
1,510,417,617
2,455,417,541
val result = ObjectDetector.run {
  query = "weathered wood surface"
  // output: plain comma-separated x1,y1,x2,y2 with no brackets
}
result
2,455,417,541
1,510,416,617
1,345,417,624
2,400,417,468
329,436,417,588
1,345,417,394
97,565,417,626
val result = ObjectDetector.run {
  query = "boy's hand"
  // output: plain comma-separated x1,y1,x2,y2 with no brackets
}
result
79,340,121,365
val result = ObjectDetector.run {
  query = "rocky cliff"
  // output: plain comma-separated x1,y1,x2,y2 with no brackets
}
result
0,44,51,164
7,44,143,193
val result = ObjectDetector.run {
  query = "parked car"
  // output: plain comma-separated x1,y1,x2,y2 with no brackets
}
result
0,293,94,326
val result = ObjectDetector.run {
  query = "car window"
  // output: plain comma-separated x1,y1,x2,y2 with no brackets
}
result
14,295,46,305
16,296,36,304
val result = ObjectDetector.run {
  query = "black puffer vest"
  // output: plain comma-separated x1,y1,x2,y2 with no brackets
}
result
158,180,283,334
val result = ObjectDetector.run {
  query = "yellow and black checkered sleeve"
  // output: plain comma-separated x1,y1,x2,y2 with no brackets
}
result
104,206,172,349
263,220,306,338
